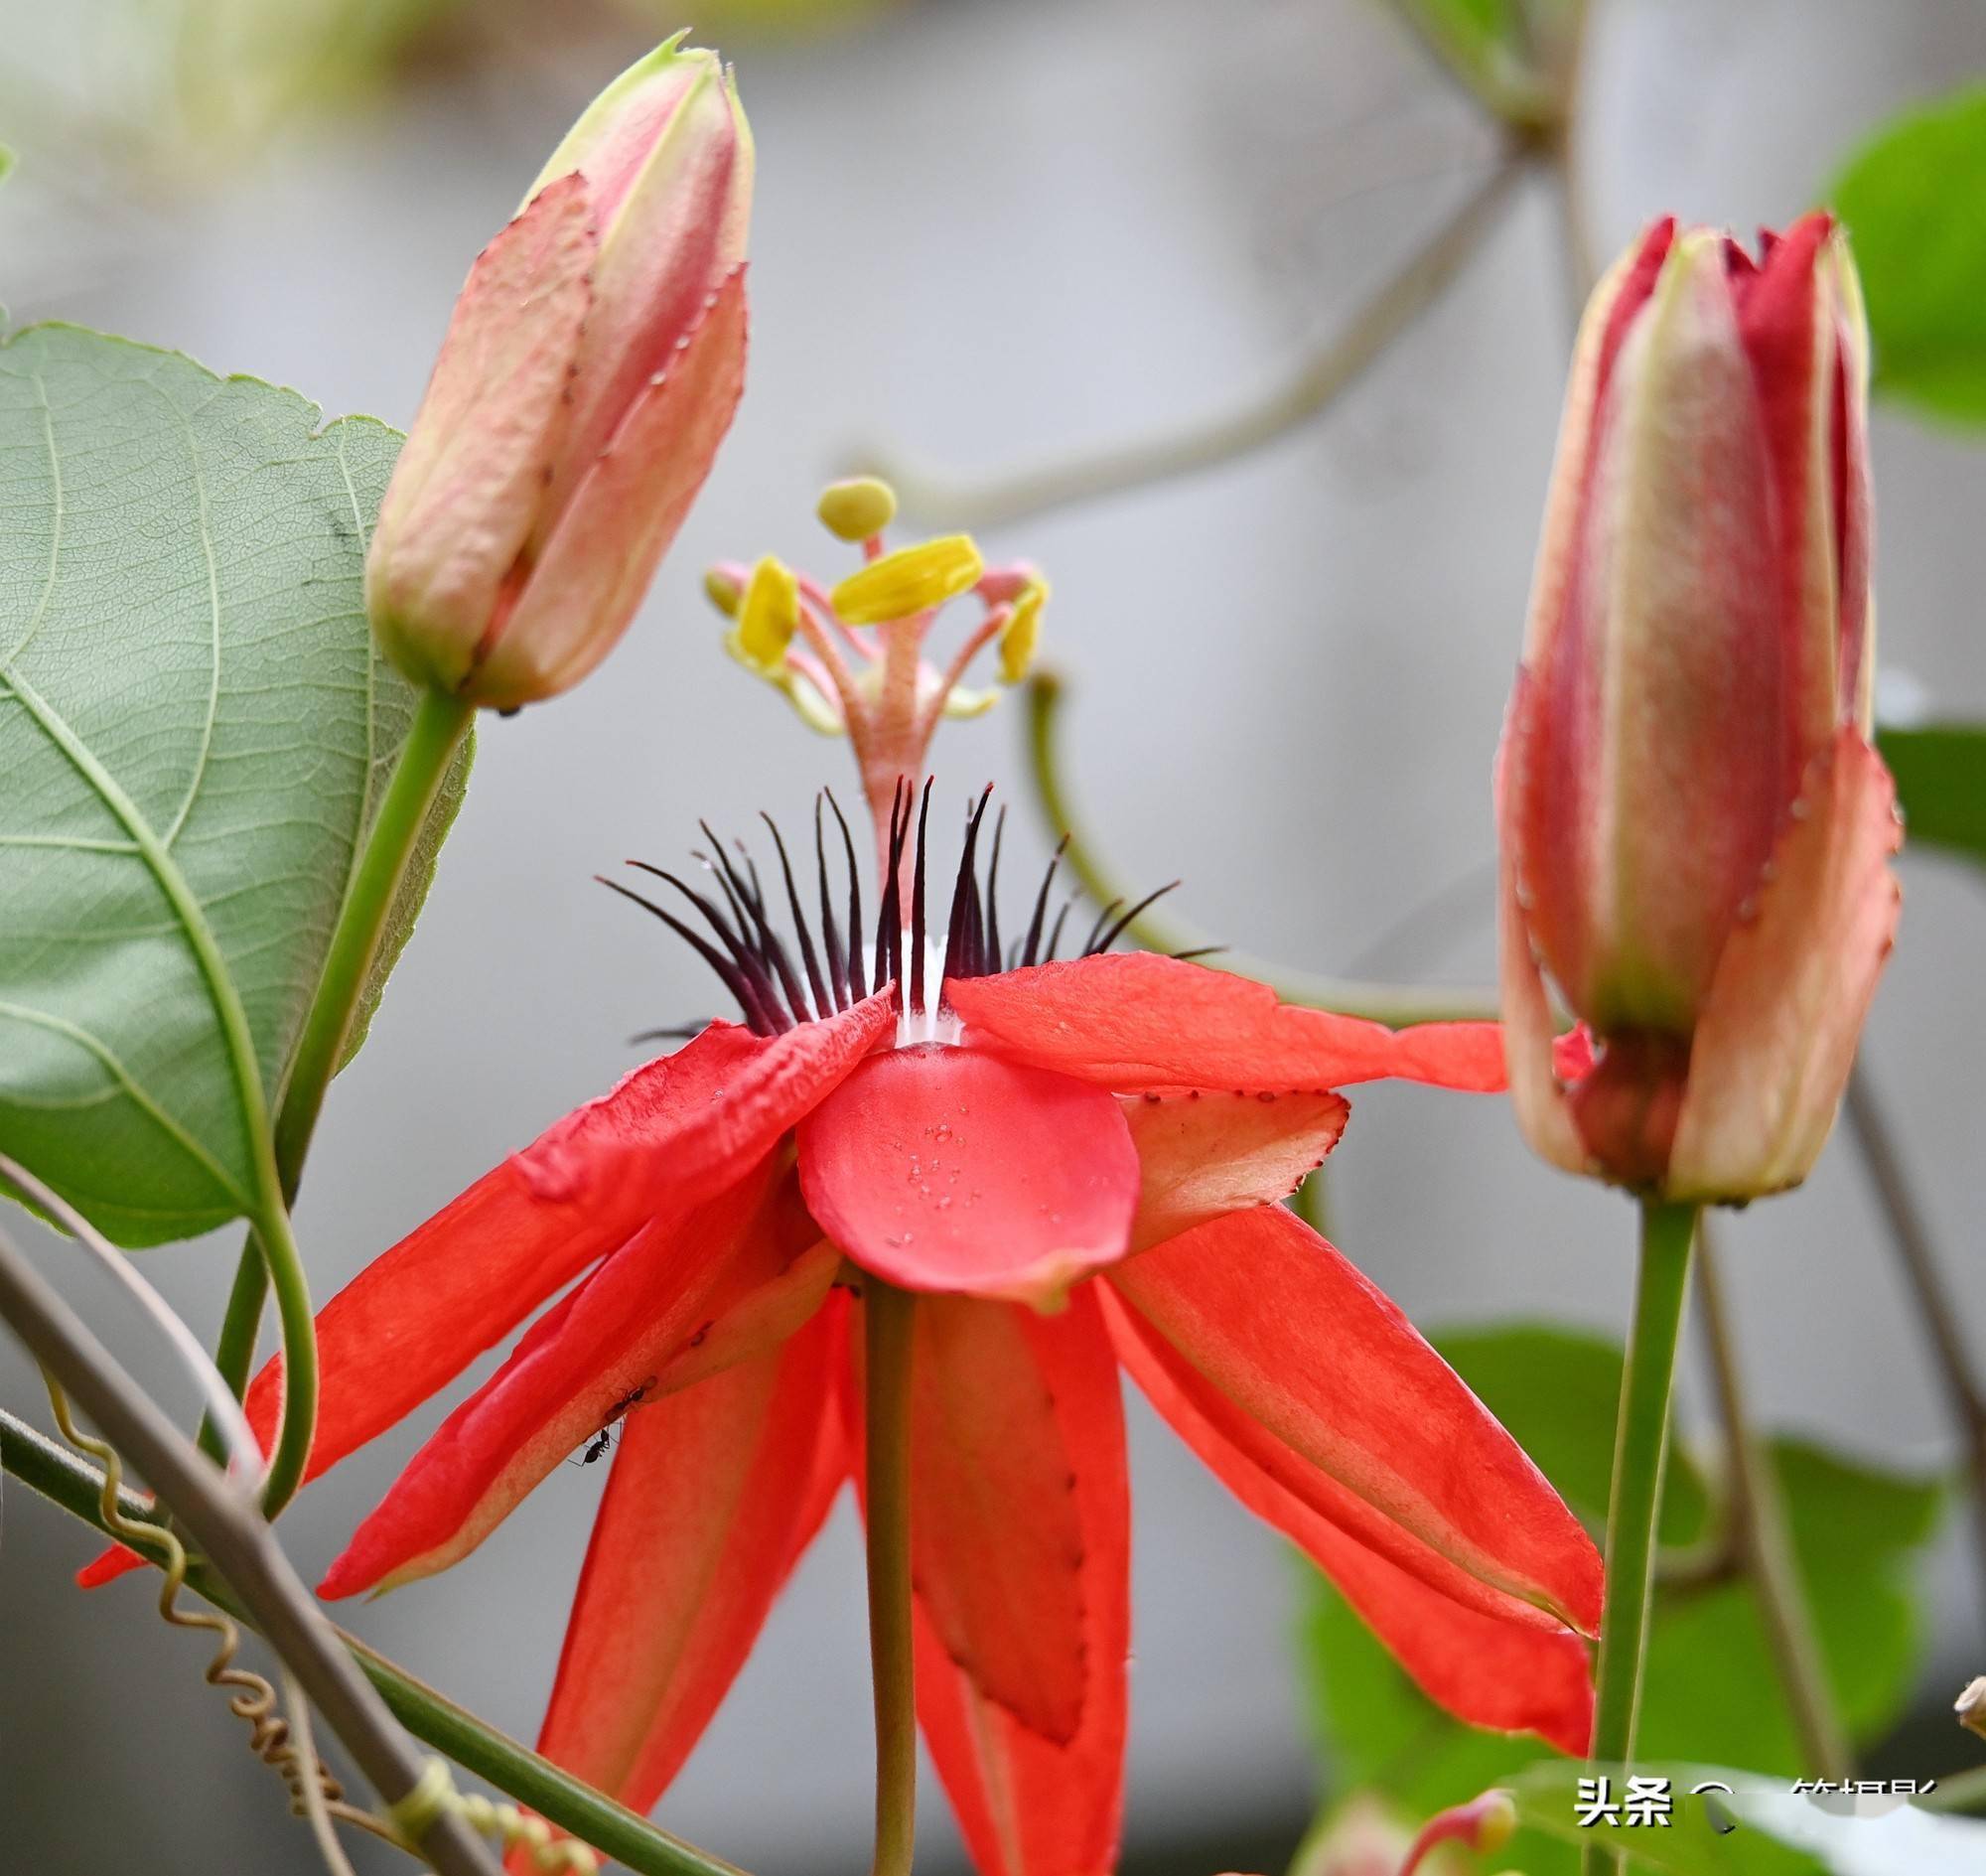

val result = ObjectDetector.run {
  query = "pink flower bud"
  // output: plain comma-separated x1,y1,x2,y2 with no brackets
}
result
367,37,751,708
1498,215,1901,1202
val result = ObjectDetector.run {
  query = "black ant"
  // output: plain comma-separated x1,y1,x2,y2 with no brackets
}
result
572,1375,657,1467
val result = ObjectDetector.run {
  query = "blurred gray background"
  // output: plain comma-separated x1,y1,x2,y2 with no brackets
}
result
3,0,1985,1869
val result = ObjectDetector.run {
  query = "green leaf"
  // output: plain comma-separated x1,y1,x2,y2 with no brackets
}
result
1299,1326,1944,1871
0,322,437,1244
1832,86,1986,423
1878,724,1986,868
1506,1763,1986,1874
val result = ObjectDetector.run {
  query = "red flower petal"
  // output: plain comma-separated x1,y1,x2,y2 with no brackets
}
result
76,1544,145,1589
319,1159,834,1597
239,998,889,1497
83,1002,890,1595
1496,674,1596,1180
947,953,1512,1094
1106,1206,1602,1636
796,1044,1139,1304
1112,1292,1593,1750
521,1298,845,1825
1122,1087,1348,1252
847,1285,1130,1876
907,1297,1091,1743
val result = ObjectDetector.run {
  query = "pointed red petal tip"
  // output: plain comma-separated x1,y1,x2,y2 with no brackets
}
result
797,1043,1140,1303
947,952,1513,1097
77,1543,146,1590
1730,210,1833,357
1592,214,1678,394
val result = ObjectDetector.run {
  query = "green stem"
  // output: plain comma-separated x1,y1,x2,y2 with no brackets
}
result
1583,1198,1696,1876
206,688,473,1499
251,1195,318,1516
196,1228,269,1467
864,1279,919,1876
0,1408,741,1876
275,686,474,1183
1695,1224,1853,1779
1025,671,1502,1026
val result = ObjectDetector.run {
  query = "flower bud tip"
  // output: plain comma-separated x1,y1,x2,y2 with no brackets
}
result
1401,1792,1517,1875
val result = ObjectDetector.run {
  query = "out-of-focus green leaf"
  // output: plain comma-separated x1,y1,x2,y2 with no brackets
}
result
167,0,465,164
0,323,445,1244
1832,87,1986,423
1299,1326,1944,1872
1777,1443,1943,1742
614,0,900,42
1631,1441,1937,1774
1879,725,1986,867
1507,1763,1986,1874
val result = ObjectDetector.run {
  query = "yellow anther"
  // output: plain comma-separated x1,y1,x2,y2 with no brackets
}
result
703,566,742,617
817,476,898,542
831,533,983,625
998,576,1048,685
733,554,799,672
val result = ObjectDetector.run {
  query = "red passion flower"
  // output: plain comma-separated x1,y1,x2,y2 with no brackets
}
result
90,786,1602,1876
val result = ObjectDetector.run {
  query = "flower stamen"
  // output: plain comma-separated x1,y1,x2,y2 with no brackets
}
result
708,483,1051,837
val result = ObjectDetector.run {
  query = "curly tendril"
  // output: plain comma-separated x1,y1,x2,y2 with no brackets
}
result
41,1379,600,1874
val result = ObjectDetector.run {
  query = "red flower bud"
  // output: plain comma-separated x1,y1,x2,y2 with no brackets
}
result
1498,215,1901,1202
367,37,751,708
